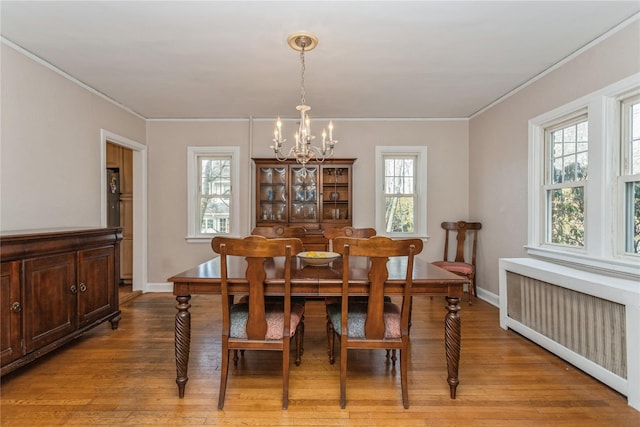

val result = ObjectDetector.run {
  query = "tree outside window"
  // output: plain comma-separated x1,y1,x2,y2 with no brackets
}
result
384,156,416,233
199,157,231,234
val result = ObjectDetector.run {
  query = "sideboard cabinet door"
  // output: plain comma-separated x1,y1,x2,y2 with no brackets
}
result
23,253,77,353
78,246,116,327
1,261,23,366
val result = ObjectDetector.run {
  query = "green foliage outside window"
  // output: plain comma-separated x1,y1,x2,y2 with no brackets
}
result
385,196,414,233
550,187,584,247
628,181,640,254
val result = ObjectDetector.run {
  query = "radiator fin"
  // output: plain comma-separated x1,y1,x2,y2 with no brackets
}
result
506,271,626,379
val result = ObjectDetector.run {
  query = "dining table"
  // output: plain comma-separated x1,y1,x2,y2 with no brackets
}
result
168,254,468,400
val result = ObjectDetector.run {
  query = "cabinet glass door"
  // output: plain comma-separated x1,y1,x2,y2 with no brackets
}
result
322,165,350,222
258,166,287,222
289,166,318,222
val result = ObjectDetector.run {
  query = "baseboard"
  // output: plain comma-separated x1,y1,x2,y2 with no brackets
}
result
146,282,174,293
476,287,499,307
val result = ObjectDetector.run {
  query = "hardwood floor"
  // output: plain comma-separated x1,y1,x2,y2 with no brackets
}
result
2,294,638,426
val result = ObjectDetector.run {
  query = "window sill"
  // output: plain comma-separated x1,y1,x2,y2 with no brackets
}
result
525,245,640,280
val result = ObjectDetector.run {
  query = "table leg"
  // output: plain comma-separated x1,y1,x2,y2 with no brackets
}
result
445,296,461,398
175,295,192,398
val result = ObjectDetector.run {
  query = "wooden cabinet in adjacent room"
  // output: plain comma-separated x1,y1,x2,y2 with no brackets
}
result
0,228,122,376
107,142,133,284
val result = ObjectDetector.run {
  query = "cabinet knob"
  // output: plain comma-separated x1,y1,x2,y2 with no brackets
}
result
79,283,87,293
70,284,78,294
11,302,22,312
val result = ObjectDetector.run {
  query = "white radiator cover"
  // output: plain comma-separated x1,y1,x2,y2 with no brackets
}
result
499,258,640,411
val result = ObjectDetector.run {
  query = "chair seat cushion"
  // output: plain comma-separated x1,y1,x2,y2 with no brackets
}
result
229,301,305,340
326,302,401,339
432,261,474,276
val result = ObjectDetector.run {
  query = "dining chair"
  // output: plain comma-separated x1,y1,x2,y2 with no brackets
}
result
251,225,308,357
211,235,304,410
322,227,395,360
432,221,482,304
326,235,423,409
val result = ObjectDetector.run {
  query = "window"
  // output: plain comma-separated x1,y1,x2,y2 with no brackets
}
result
187,146,240,241
544,115,588,247
375,146,427,238
620,94,640,254
528,74,640,277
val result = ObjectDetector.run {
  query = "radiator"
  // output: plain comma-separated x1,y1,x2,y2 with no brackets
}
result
499,258,640,411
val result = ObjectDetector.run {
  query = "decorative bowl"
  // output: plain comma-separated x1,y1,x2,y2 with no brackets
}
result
298,251,340,266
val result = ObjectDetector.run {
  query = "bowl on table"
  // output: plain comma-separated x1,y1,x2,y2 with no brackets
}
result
298,251,340,266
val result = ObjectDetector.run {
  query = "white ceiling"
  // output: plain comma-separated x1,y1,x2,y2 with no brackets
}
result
2,1,639,120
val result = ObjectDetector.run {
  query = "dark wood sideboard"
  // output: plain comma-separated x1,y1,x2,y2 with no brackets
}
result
0,228,122,376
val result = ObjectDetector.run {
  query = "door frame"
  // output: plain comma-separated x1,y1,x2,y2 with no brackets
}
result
100,129,148,293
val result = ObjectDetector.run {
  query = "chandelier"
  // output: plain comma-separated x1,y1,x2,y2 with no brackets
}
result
271,32,337,165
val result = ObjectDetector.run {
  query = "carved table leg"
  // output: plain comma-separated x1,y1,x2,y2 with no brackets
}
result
175,295,192,398
445,296,461,398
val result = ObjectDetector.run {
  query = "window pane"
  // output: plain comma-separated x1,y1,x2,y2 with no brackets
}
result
201,158,231,196
550,119,588,184
384,196,414,233
549,187,584,247
625,181,640,254
632,102,640,174
200,197,230,233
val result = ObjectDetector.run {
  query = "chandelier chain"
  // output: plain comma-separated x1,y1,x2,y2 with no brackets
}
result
300,47,306,105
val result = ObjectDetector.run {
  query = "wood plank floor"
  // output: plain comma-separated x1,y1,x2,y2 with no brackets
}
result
2,293,638,426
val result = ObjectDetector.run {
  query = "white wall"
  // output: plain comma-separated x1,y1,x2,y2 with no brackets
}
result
1,44,146,231
469,20,640,297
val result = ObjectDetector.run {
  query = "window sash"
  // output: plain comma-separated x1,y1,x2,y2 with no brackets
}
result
543,116,588,248
382,155,417,234
620,94,640,255
197,156,232,235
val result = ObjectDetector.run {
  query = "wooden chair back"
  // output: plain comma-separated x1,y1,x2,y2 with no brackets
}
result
322,226,376,251
251,225,306,239
322,226,377,240
441,221,482,267
332,236,423,340
212,235,303,340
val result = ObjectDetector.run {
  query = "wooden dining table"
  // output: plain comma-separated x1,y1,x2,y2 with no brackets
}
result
168,255,467,400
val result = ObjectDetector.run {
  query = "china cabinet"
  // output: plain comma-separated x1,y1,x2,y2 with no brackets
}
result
253,158,355,249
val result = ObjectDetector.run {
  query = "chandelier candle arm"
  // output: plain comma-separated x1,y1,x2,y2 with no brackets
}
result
271,32,338,166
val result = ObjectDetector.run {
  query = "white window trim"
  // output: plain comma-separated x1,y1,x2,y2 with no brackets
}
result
186,146,240,243
527,73,640,277
617,93,640,256
375,146,428,239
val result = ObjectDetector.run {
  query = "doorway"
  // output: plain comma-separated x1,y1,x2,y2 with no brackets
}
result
106,142,139,303
101,129,147,301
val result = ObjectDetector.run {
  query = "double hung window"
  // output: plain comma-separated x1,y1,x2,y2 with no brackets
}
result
187,146,240,241
544,114,588,248
375,146,427,238
528,74,639,276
